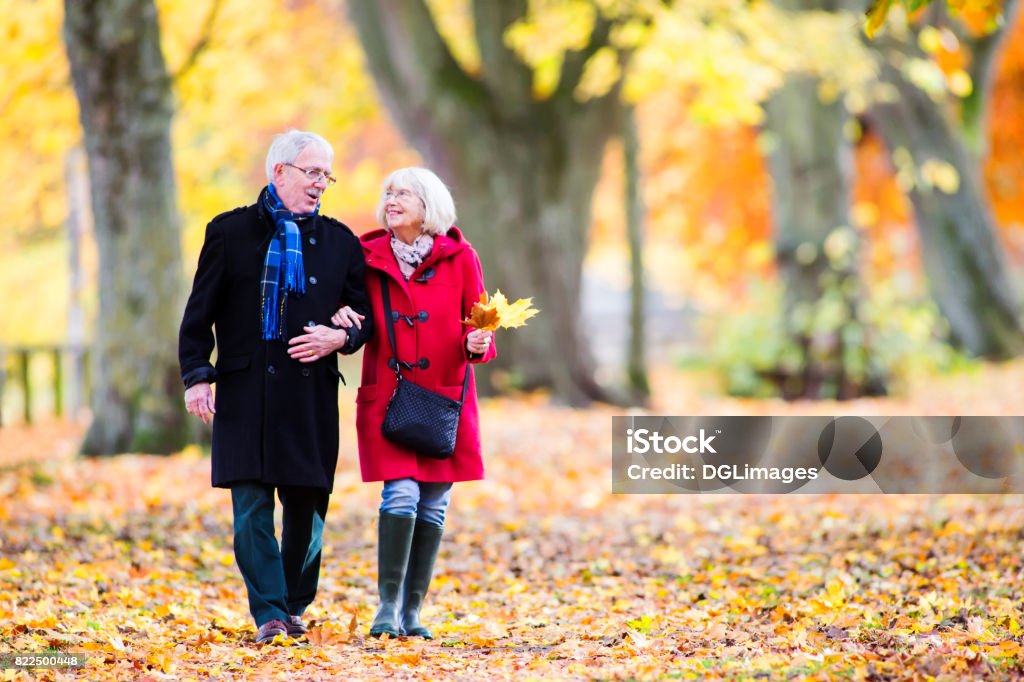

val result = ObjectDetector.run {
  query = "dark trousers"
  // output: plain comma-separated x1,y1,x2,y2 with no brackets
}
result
230,482,329,626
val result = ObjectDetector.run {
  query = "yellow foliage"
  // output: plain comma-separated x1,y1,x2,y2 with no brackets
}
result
574,46,622,100
864,0,895,38
3,0,1024,350
0,0,414,343
462,291,540,331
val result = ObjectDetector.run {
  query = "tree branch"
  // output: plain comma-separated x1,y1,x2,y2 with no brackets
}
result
347,0,489,136
472,0,533,113
958,0,1020,156
558,11,615,102
171,0,223,83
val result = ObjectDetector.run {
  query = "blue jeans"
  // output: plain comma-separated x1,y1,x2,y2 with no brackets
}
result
231,482,328,626
379,478,453,527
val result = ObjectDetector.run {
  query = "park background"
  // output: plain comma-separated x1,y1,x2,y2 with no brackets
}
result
2,0,1024,679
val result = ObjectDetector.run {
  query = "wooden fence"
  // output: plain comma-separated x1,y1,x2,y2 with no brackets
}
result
0,345,90,426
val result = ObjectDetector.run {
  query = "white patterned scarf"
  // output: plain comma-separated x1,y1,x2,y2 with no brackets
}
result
390,232,434,280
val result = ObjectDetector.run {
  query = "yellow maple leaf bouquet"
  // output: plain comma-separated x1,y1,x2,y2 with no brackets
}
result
461,290,539,331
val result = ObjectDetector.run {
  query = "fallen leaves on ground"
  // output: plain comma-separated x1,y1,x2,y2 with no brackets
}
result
2,362,1024,680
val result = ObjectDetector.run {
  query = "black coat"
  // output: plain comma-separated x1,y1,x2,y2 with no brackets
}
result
178,191,372,490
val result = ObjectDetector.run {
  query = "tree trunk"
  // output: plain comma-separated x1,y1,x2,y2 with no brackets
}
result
348,0,626,406
867,35,1024,358
761,0,878,399
764,69,874,399
623,105,650,401
63,0,189,454
64,146,89,420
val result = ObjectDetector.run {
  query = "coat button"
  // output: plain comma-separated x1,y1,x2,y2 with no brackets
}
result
309,275,318,285
301,368,311,377
267,365,277,375
309,236,317,245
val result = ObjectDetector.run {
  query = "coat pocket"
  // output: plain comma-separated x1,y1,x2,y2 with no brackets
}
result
327,361,345,385
356,384,378,403
215,354,252,376
437,384,467,402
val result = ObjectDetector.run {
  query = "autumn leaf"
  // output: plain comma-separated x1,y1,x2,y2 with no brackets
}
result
462,290,540,331
306,620,352,647
494,291,541,329
348,611,358,638
462,292,501,331
864,0,894,38
626,615,654,633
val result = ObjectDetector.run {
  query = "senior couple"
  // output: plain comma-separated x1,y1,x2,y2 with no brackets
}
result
178,130,496,643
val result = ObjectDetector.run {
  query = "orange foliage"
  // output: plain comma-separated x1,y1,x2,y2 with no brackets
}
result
986,9,1024,257
852,131,918,282
638,91,773,298
630,7,1024,297
638,95,916,292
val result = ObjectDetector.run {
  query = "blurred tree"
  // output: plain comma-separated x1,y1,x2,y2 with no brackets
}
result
623,104,650,401
63,0,189,454
762,0,882,398
347,0,634,405
866,0,1024,358
3,0,403,426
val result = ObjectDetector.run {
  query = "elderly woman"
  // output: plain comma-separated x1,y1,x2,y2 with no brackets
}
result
334,167,495,638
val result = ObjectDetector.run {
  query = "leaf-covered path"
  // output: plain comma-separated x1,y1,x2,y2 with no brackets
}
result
2,364,1024,680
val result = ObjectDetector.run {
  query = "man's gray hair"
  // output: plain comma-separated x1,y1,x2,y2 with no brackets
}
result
265,130,334,181
376,167,457,236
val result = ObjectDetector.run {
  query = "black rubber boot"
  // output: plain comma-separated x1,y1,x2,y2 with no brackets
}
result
401,521,444,639
369,513,415,638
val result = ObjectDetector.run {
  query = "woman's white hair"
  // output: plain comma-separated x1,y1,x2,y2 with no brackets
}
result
265,130,334,181
376,167,456,236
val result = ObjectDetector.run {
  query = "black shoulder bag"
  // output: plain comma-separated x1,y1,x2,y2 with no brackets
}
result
379,273,469,459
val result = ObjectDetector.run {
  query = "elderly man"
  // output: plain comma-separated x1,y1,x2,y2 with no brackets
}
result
179,130,372,643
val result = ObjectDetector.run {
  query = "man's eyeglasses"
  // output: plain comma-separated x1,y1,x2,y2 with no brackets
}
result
284,163,336,186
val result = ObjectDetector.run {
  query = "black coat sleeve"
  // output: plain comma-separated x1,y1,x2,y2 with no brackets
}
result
178,219,226,387
336,235,373,355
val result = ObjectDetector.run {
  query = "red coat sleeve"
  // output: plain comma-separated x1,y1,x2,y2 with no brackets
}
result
460,246,497,364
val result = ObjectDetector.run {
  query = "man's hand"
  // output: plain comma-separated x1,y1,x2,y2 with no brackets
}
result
185,382,216,424
288,325,347,363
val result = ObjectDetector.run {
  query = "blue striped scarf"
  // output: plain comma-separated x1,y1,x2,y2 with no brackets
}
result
260,184,317,340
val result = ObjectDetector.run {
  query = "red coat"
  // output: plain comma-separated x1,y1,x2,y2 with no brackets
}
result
355,227,496,482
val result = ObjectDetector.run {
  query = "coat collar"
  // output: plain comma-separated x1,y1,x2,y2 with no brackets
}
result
361,226,469,276
256,187,320,236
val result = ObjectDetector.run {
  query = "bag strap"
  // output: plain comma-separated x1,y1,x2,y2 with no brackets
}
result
379,272,470,403
379,271,402,377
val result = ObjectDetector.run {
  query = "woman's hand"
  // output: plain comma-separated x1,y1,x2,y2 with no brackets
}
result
466,329,493,355
331,305,365,329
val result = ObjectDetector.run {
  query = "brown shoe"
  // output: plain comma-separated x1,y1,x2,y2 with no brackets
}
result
287,615,308,637
256,619,288,643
